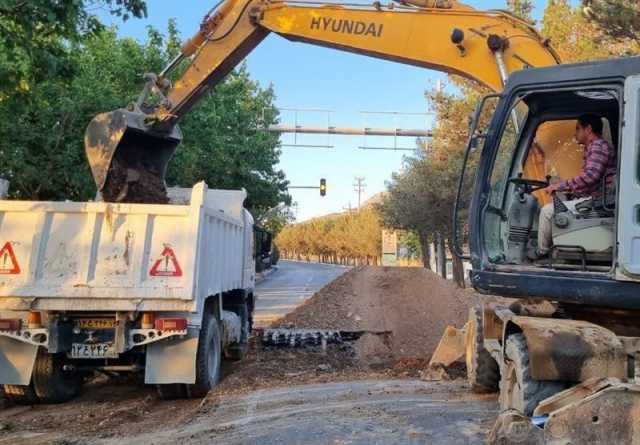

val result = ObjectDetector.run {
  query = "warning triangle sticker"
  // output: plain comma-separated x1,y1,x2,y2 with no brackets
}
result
150,246,183,277
0,242,20,275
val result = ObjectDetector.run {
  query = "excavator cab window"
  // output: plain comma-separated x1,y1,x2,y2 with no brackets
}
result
483,96,529,263
477,87,621,271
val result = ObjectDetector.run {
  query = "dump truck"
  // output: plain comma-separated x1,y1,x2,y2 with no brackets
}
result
0,182,255,402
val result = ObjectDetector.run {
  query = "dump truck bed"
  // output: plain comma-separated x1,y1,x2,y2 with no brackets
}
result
0,182,254,312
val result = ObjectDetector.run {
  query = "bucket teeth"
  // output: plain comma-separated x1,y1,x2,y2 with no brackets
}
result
261,329,342,347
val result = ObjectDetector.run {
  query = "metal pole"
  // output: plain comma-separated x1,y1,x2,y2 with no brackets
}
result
494,50,520,132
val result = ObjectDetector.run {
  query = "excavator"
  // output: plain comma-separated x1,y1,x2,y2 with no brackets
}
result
84,0,640,443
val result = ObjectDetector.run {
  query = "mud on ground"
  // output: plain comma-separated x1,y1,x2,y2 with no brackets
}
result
0,337,438,444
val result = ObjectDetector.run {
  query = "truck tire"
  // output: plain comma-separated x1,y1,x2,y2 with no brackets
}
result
500,333,566,416
4,383,38,405
186,310,221,398
32,348,82,404
156,383,186,400
225,303,249,362
466,306,499,393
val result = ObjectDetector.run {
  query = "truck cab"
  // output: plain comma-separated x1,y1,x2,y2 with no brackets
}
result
458,56,640,311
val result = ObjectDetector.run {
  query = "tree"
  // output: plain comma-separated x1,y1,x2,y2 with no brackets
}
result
276,207,382,266
167,63,290,217
543,0,639,62
582,0,640,42
0,23,290,217
0,0,147,97
507,0,534,22
378,78,485,285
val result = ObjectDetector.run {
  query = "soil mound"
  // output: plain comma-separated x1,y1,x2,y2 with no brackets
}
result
102,158,168,204
274,266,480,361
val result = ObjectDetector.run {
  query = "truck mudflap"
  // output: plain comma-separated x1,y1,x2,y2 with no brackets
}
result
0,336,38,385
145,310,240,385
499,311,627,382
145,328,199,385
488,379,640,444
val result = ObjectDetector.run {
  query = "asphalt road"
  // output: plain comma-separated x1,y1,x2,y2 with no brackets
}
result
105,380,497,445
253,260,349,327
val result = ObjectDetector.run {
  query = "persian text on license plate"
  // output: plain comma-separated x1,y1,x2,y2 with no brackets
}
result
74,318,116,329
70,343,116,359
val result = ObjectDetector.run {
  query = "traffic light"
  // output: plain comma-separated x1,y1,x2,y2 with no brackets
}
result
320,178,327,197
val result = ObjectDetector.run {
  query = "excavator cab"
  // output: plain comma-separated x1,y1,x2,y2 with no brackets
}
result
455,57,640,310
454,58,640,309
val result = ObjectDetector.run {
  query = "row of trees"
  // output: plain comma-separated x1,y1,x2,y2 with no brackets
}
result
377,0,639,286
276,208,382,266
0,2,290,219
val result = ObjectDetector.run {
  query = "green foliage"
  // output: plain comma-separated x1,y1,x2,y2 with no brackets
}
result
543,0,639,61
378,80,485,243
0,24,290,216
582,0,640,42
257,204,296,237
507,0,534,22
167,64,290,217
0,0,147,96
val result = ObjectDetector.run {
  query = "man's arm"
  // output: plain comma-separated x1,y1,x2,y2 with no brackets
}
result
557,139,610,195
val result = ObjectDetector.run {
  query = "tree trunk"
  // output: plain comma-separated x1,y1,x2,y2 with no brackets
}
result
447,238,466,288
436,232,446,279
418,230,432,270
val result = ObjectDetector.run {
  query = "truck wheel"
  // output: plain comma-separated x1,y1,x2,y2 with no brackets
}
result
466,306,499,393
500,333,566,416
156,383,186,400
4,383,38,405
225,303,249,362
32,348,82,404
186,311,221,398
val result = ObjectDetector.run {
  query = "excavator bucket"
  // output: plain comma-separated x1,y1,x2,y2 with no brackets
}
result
84,109,182,203
428,324,468,368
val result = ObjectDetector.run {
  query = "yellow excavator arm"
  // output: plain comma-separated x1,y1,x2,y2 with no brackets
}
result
85,0,561,200
168,0,560,120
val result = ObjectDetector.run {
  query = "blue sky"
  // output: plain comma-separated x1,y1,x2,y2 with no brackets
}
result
106,0,575,220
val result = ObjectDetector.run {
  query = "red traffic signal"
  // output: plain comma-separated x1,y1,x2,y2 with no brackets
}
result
320,178,327,197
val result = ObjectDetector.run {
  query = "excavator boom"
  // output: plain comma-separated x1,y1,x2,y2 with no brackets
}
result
85,0,560,201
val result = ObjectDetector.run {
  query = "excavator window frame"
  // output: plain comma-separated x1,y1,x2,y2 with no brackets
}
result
453,93,502,260
473,82,624,276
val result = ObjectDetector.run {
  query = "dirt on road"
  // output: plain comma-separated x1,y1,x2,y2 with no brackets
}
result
274,266,481,365
0,339,443,444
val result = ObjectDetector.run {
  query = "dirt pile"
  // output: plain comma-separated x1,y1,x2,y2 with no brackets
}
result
274,266,481,362
102,159,168,204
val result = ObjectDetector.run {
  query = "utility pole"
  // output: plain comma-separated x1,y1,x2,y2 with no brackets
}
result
353,177,366,209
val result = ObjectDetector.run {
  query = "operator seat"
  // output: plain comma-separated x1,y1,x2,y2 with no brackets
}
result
550,176,616,265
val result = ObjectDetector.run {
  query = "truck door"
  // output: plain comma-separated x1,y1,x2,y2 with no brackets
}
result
616,75,640,280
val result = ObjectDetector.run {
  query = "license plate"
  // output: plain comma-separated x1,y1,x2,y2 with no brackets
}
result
74,318,116,329
70,343,116,359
